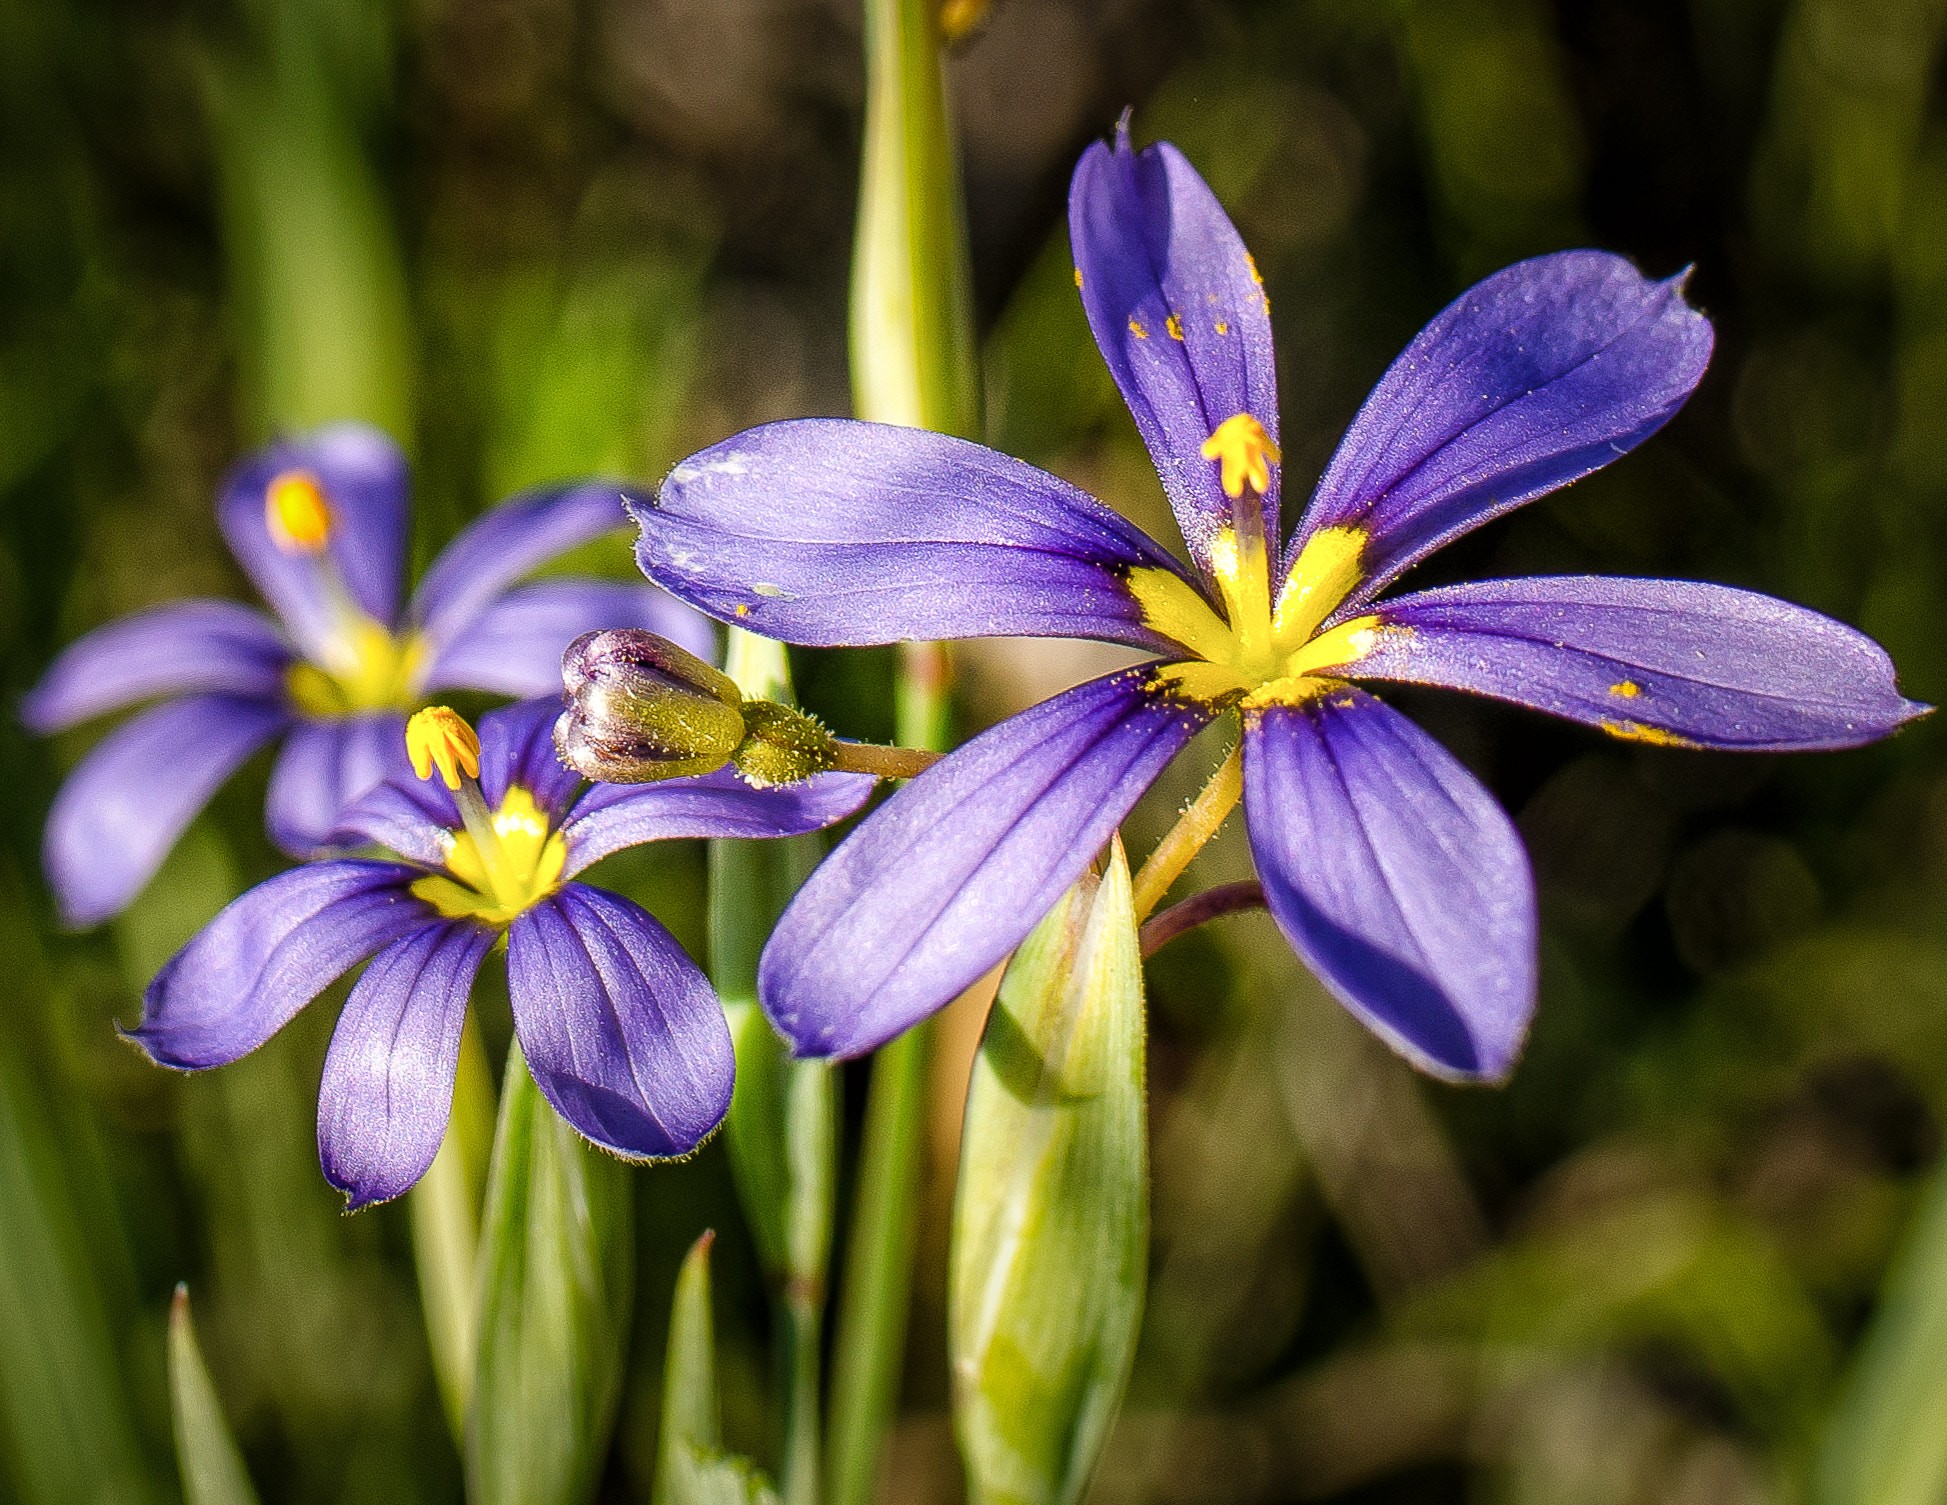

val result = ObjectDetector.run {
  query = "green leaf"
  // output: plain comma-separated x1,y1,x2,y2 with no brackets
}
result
656,1232,781,1505
168,1286,261,1505
1818,1158,1947,1505
408,1014,496,1443
950,839,1148,1505
468,1041,634,1505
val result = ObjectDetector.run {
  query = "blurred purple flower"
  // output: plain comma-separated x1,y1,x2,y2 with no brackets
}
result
130,699,875,1208
629,121,1927,1082
25,422,714,927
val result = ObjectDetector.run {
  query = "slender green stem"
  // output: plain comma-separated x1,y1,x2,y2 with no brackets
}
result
829,741,943,780
1131,741,1244,921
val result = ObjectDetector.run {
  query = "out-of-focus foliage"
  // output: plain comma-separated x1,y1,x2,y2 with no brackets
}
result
8,0,1947,1503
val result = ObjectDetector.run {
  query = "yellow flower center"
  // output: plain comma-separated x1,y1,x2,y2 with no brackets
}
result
284,619,429,716
411,786,568,926
1130,523,1386,707
265,470,334,555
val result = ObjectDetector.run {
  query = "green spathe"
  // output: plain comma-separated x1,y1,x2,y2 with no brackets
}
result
949,840,1148,1505
467,1042,633,1505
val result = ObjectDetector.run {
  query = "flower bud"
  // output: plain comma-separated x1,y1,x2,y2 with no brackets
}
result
949,838,1147,1505
555,629,748,782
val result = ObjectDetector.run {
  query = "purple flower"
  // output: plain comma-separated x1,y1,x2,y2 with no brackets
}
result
130,699,876,1207
25,422,713,928
628,122,1926,1083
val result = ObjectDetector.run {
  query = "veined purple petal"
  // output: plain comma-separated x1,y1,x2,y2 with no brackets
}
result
1291,251,1712,612
1243,687,1535,1083
1331,576,1930,751
133,860,434,1069
760,665,1214,1058
421,580,717,699
637,420,1201,652
44,694,289,928
219,424,411,657
476,697,582,821
410,482,643,655
267,712,411,856
1071,119,1281,580
23,601,292,733
331,776,457,869
318,919,496,1209
507,881,733,1159
559,765,877,879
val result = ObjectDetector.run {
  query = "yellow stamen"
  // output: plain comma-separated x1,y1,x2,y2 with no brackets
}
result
406,707,481,791
1270,526,1365,651
1201,413,1281,500
411,787,568,925
265,470,333,555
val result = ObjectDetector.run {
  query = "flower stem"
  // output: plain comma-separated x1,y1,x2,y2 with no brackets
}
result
1138,879,1267,958
1131,741,1245,922
828,742,943,780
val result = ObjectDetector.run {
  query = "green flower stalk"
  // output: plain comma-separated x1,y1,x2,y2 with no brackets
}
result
832,0,981,1498
950,840,1148,1505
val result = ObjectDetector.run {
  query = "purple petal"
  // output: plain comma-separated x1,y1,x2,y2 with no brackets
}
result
1070,120,1281,580
506,881,733,1159
219,424,411,655
1292,251,1712,610
410,482,642,655
331,776,457,868
637,420,1201,652
132,860,434,1069
559,764,877,878
760,665,1214,1058
1243,687,1535,1083
476,698,582,822
318,920,496,1209
266,712,412,856
44,694,290,928
421,580,718,699
23,601,293,733
1332,576,1929,751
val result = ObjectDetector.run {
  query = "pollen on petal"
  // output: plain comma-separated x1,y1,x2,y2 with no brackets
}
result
1166,313,1184,340
1073,266,1084,288
265,470,333,555
1129,317,1149,340
406,706,481,790
1610,680,1642,697
1201,413,1281,499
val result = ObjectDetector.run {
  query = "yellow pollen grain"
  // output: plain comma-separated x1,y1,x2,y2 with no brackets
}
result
1166,313,1184,340
1201,413,1281,500
265,470,332,555
406,706,481,790
1610,680,1641,697
1215,320,1229,335
1601,719,1698,748
1128,318,1149,339
1246,253,1263,287
1073,267,1084,288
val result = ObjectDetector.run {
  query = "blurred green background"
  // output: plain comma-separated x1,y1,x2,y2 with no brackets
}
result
7,0,1947,1501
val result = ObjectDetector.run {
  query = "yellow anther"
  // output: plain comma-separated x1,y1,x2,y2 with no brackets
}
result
1201,412,1281,499
406,707,481,790
265,470,333,555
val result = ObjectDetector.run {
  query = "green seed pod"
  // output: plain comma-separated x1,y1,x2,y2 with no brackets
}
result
949,838,1147,1505
555,628,747,782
